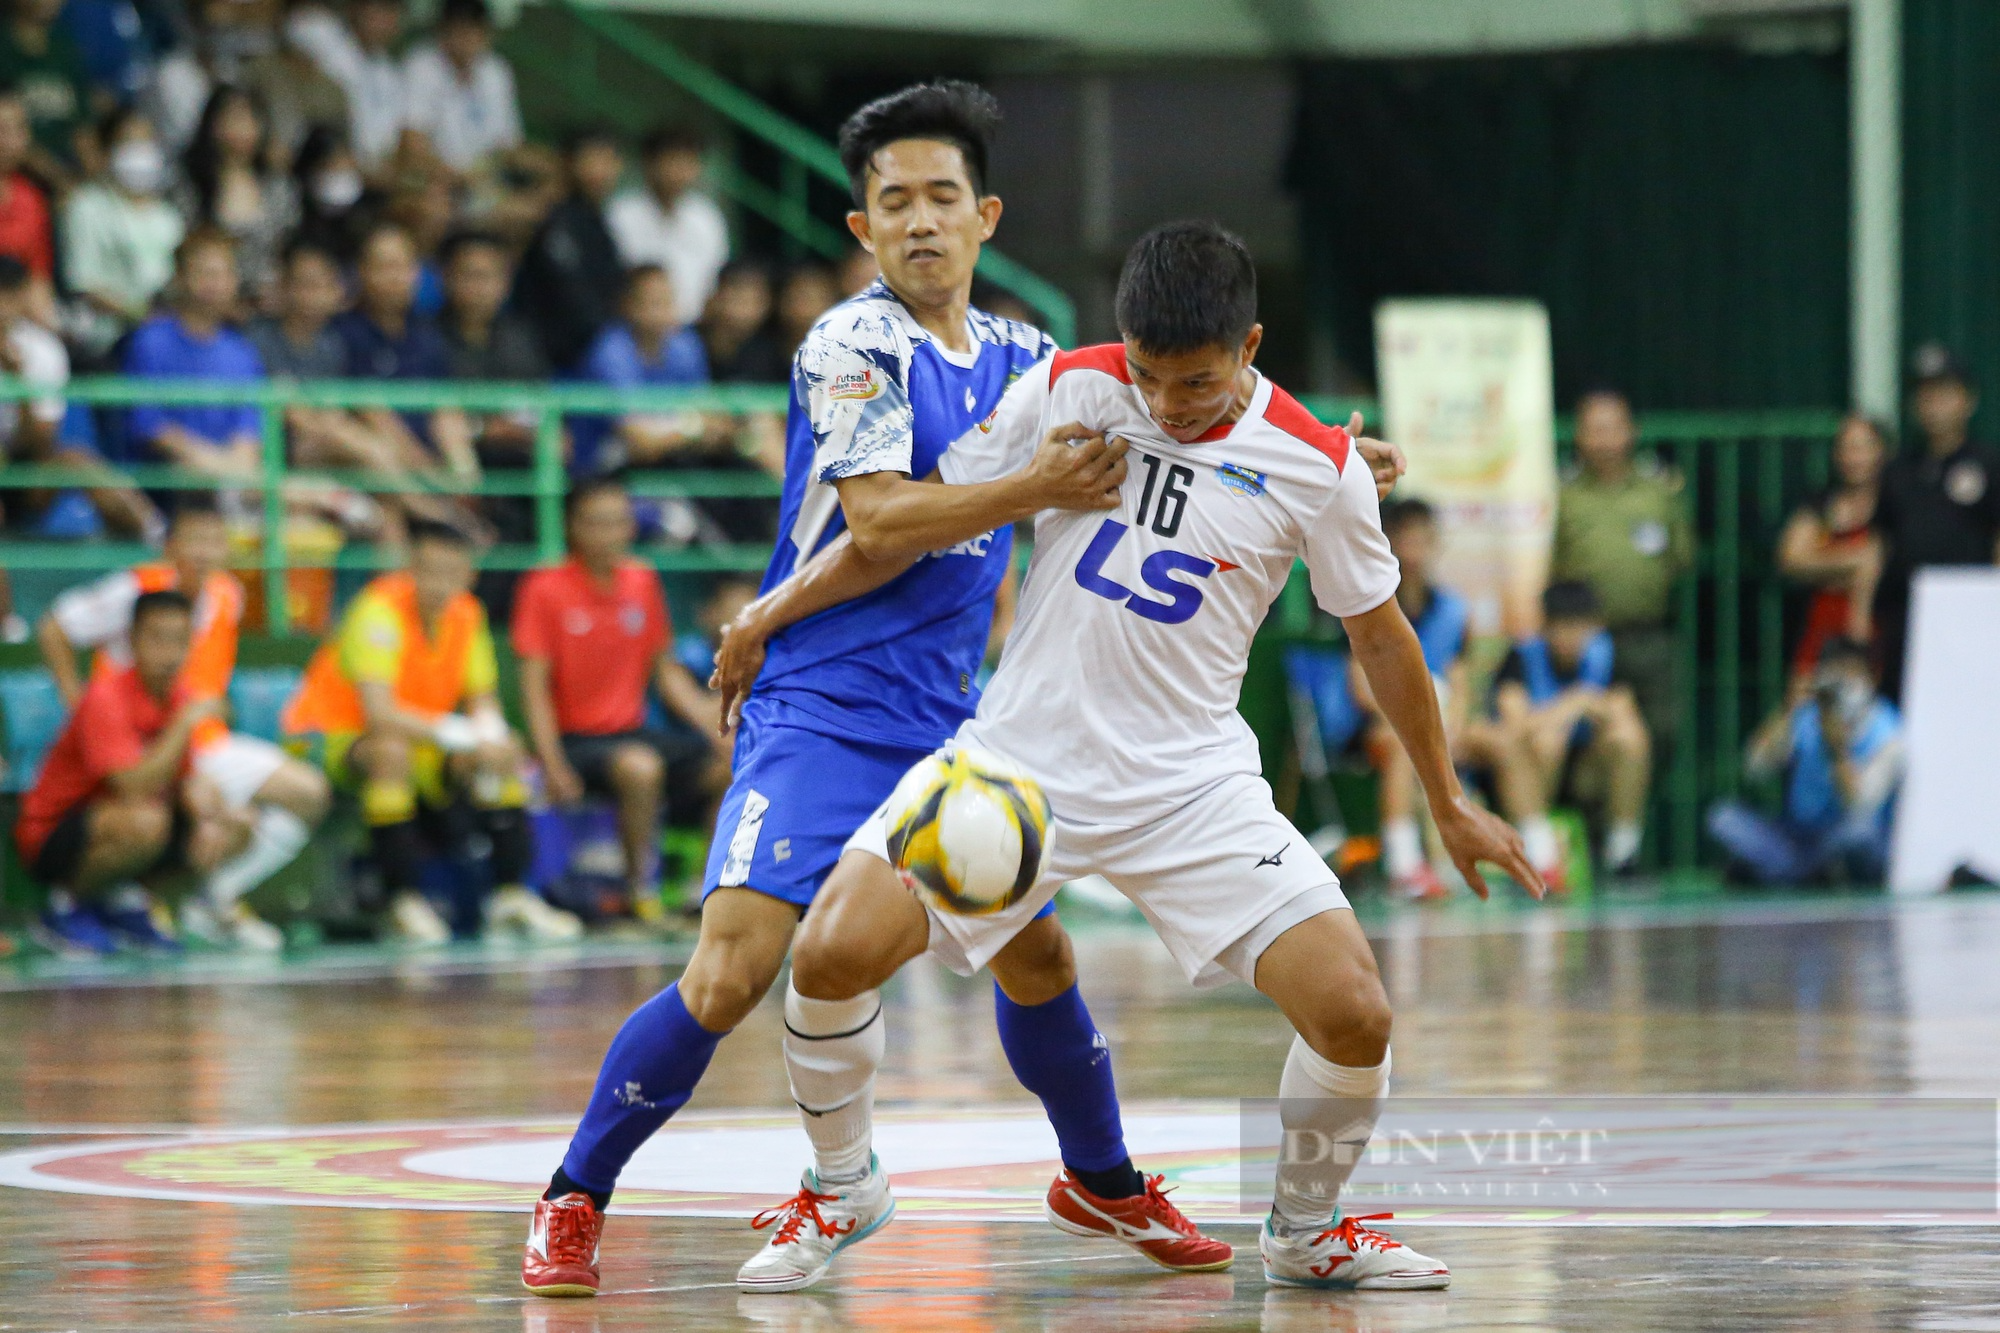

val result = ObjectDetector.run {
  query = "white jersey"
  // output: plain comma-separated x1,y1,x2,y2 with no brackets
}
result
940,345,1399,827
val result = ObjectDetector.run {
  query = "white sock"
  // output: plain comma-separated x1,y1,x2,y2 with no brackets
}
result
1521,816,1560,871
784,983,884,1186
1605,821,1643,870
1272,1037,1390,1232
205,808,310,909
1382,818,1424,879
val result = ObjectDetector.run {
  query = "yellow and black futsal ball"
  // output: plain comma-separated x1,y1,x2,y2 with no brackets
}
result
883,746,1050,916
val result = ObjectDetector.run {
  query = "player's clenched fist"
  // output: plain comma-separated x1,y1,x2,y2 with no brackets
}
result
1023,421,1129,511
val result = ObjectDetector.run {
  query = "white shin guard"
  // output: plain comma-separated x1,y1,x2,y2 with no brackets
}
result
784,982,885,1185
205,808,311,909
1273,1038,1391,1230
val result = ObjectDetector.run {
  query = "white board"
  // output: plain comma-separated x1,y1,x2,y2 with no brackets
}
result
1889,568,2000,894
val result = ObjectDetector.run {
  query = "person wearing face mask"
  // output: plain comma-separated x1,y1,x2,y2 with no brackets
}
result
61,105,184,358
1708,636,1903,886
290,123,370,262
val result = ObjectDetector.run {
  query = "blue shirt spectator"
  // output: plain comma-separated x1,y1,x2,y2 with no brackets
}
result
330,306,452,382
122,235,265,478
569,263,709,476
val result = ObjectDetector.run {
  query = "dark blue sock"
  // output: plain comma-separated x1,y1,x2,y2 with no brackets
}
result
560,982,724,1197
994,981,1141,1196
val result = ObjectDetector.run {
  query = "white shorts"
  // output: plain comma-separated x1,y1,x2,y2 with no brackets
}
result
193,733,289,809
842,767,1350,989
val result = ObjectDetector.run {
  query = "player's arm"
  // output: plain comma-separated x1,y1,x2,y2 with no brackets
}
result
515,655,575,799
655,653,724,738
36,610,86,707
104,696,225,798
38,571,135,708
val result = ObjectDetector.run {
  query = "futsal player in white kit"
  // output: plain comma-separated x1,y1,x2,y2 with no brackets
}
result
724,220,1544,1290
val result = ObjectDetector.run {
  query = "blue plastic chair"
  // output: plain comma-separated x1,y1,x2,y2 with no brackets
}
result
0,671,70,794
227,668,303,744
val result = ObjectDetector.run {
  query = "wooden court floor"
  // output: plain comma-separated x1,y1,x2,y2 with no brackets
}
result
3,887,2000,1331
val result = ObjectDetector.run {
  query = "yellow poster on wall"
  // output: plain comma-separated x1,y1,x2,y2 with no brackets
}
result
1375,298,1558,637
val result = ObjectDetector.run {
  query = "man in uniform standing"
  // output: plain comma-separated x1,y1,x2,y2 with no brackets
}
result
1872,344,2000,703
1551,389,1691,847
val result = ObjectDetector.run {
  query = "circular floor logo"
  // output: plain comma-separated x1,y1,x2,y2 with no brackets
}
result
0,1104,1252,1221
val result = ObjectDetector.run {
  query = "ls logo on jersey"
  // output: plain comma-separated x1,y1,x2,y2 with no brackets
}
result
828,369,881,401
1073,519,1235,626
1216,463,1267,498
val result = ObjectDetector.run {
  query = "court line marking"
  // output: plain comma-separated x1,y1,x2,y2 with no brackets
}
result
280,1251,1137,1317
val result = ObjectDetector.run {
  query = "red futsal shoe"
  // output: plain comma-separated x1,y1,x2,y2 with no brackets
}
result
1044,1170,1235,1271
522,1192,604,1297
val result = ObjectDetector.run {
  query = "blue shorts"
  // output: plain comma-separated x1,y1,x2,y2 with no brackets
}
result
701,700,935,908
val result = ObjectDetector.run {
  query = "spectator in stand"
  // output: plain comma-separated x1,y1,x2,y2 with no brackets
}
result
16,591,238,957
383,160,452,316
180,84,298,308
698,259,784,384
1778,413,1887,679
61,0,164,111
64,105,183,358
1489,580,1653,883
570,262,708,478
774,259,839,357
606,124,725,326
154,0,347,162
1551,387,1692,767
0,90,54,323
1871,344,2000,703
514,477,725,915
440,227,544,462
123,228,263,491
0,0,96,186
245,0,350,160
290,123,370,263
284,0,408,177
1708,636,1902,886
835,243,876,298
332,219,478,482
401,0,519,182
0,254,156,553
511,125,624,371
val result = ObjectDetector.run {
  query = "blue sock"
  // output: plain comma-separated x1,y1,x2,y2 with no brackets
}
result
559,982,724,1198
994,981,1142,1197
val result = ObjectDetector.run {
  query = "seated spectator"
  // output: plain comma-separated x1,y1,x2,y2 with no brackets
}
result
1341,500,1473,900
514,478,726,915
180,84,299,308
0,0,95,188
38,495,331,951
1488,580,1652,882
440,227,544,463
511,125,624,371
15,590,239,957
607,124,725,325
280,521,582,944
154,0,346,162
699,258,785,383
400,0,519,181
290,124,370,263
383,159,453,316
123,228,263,490
331,220,480,488
0,254,156,550
284,0,409,178
243,0,350,161
775,259,840,357
1779,413,1887,679
61,0,163,111
570,263,709,477
64,106,183,358
835,244,877,298
0,89,55,324
1708,636,1902,886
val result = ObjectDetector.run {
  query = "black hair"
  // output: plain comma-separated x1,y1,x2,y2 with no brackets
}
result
564,474,628,522
715,257,772,290
0,254,27,292
438,227,507,268
1817,635,1873,672
1542,579,1604,623
837,80,1000,209
438,0,489,25
132,588,194,631
561,124,622,158
281,234,341,272
184,85,269,225
174,224,236,271
640,124,706,159
1575,385,1631,413
170,491,223,525
98,102,152,147
1113,220,1258,356
408,519,473,551
1381,497,1436,534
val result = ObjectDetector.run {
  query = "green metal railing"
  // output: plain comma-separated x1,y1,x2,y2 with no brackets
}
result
527,0,1078,345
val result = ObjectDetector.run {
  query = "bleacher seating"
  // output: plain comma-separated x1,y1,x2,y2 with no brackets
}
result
0,671,67,795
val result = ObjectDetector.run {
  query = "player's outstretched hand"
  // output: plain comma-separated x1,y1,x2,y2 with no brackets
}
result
1347,412,1408,502
709,618,767,735
1433,793,1547,900
1025,422,1129,511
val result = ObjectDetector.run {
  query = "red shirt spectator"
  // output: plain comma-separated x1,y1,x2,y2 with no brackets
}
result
16,664,184,862
511,557,669,736
0,170,52,279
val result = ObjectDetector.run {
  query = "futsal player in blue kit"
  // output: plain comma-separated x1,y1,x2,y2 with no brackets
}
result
523,81,1238,1298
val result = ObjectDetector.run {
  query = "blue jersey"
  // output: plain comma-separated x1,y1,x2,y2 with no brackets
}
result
751,280,1054,748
